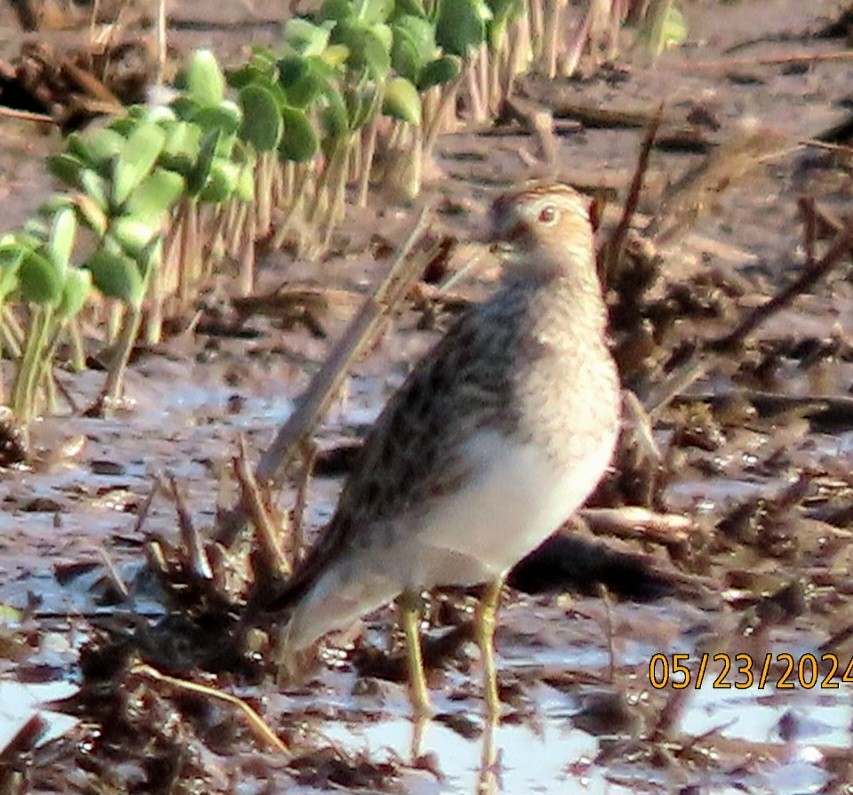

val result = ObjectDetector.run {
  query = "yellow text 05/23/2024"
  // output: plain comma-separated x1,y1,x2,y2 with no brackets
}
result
648,652,853,690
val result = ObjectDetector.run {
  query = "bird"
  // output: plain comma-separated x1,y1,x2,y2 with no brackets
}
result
263,182,621,717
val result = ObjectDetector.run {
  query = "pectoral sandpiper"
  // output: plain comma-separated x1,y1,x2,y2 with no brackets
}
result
267,182,621,717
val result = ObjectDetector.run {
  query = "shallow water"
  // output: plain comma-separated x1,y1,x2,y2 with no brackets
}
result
1,350,851,792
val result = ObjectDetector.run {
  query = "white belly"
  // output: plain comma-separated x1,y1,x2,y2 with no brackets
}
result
284,429,616,652
404,429,615,587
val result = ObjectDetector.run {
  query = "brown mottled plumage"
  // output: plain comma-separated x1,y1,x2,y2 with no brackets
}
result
268,182,621,715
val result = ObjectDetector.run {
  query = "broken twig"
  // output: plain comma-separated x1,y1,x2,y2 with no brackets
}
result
233,435,291,578
254,205,432,486
131,664,288,754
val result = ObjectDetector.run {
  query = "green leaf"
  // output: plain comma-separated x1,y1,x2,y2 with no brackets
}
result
330,21,391,78
200,158,240,203
239,84,283,151
435,0,491,57
0,603,23,623
38,195,75,216
84,127,126,170
0,244,24,302
382,76,421,124
73,194,109,237
391,34,419,81
87,248,145,307
487,0,524,51
278,55,330,108
191,100,243,136
317,0,353,22
320,87,350,139
169,95,202,122
180,49,226,105
279,106,320,162
320,44,350,67
393,0,426,15
112,122,167,208
57,267,92,319
284,18,331,56
637,1,688,56
228,49,276,82
214,131,237,160
371,21,393,51
19,250,62,305
660,6,688,50
148,104,177,124
5,231,40,251
110,217,159,260
186,129,220,195
360,0,394,24
48,153,85,189
107,116,139,137
417,55,461,90
236,162,255,201
277,54,309,88
23,219,48,240
66,132,91,165
322,0,392,23
125,168,186,220
80,169,109,211
136,236,162,282
391,15,436,80
161,121,202,174
48,207,77,272
345,83,376,130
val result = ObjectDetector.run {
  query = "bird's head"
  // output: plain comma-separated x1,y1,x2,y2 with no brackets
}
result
490,182,596,275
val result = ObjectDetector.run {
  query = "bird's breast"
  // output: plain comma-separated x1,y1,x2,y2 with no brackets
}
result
407,426,616,587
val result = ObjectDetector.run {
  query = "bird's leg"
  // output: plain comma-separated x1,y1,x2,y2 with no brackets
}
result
477,577,505,717
409,714,429,761
397,589,431,717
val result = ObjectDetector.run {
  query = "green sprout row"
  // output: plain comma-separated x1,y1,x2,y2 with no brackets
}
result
0,0,685,432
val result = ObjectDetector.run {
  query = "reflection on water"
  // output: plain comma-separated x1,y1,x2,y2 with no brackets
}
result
685,682,852,747
323,714,608,795
314,674,847,795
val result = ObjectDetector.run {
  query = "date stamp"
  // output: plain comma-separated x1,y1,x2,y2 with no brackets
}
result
648,652,853,690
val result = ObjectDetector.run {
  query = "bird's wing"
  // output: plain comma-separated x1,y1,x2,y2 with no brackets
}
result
258,291,526,612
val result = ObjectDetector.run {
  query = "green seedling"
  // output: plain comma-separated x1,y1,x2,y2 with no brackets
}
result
7,208,95,424
435,0,491,58
111,122,168,208
179,49,226,105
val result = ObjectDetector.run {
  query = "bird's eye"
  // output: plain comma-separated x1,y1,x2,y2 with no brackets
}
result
538,205,557,224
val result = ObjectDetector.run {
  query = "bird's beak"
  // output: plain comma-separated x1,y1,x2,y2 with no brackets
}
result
490,240,516,258
489,217,526,258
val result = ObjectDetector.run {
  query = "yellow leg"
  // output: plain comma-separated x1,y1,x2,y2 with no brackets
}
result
477,577,504,718
398,589,431,717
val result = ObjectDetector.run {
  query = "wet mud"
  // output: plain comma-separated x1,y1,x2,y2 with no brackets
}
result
1,0,852,793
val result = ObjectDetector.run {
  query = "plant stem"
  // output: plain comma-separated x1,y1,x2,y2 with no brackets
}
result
424,77,461,156
256,152,274,238
357,118,379,207
318,141,351,252
239,214,256,296
66,316,86,372
107,300,123,344
11,304,53,423
100,304,142,406
1,305,24,358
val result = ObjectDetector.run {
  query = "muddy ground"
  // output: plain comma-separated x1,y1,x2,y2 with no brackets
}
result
1,0,852,793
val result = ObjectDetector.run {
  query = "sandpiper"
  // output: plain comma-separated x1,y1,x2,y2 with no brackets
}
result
268,182,621,716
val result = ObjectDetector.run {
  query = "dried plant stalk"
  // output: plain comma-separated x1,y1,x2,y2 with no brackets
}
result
254,205,432,486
